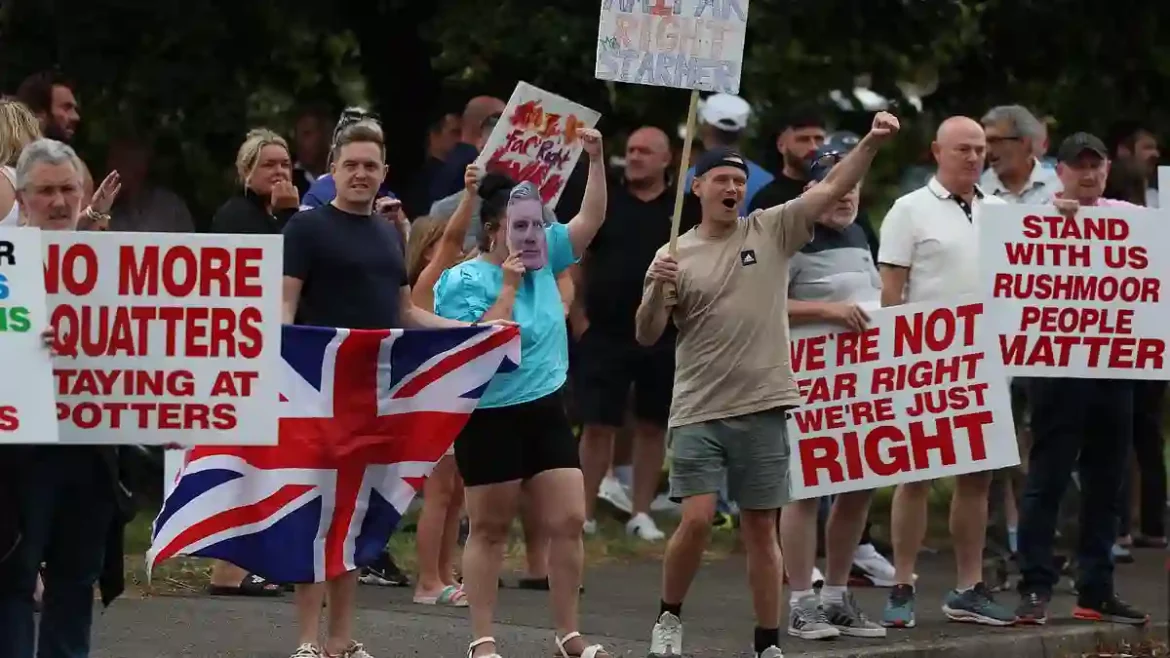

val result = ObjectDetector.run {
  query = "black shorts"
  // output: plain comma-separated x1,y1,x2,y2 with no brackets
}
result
573,328,674,427
454,389,580,487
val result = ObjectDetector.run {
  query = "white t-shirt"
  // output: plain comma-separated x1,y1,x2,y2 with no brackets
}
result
878,176,1006,303
0,166,19,227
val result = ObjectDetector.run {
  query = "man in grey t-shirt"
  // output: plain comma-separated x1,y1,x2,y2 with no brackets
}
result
780,146,893,642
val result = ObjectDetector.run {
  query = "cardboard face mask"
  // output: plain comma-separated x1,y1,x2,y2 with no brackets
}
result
506,183,548,270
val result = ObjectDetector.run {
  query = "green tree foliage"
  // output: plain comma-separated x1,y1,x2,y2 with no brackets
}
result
2,0,1169,228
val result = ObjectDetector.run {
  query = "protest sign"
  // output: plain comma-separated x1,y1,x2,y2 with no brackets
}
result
477,82,601,209
44,232,283,444
980,204,1170,379
786,299,1018,499
594,0,750,94
1160,166,1170,208
0,228,59,443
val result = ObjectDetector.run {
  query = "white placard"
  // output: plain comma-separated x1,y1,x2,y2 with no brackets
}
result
980,204,1170,379
44,232,283,444
476,82,601,210
595,0,750,94
0,228,59,444
787,298,1018,499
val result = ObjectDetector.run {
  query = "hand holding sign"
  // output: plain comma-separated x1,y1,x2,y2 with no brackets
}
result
647,251,679,286
1053,198,1080,219
501,251,526,289
464,164,481,193
826,303,870,333
579,128,603,159
867,112,901,144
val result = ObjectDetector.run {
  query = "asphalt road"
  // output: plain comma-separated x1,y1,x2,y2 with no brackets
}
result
91,550,1168,658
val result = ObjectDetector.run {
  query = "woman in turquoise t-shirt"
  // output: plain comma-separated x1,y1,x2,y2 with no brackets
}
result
434,129,611,658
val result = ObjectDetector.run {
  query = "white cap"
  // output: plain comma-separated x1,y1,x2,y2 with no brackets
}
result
699,93,751,132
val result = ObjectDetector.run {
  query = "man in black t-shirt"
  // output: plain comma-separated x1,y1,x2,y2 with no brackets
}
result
575,126,695,542
281,122,494,658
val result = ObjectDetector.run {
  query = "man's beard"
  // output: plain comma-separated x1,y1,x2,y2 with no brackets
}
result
782,151,806,179
44,123,70,142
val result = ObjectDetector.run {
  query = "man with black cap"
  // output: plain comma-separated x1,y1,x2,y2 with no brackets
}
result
684,93,773,210
1013,132,1148,627
637,111,900,658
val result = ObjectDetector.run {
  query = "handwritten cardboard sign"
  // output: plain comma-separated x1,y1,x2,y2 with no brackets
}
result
786,299,1018,499
594,0,750,94
44,232,283,444
477,82,601,209
980,204,1170,379
0,228,59,444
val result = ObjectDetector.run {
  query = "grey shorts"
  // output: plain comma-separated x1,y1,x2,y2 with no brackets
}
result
667,407,792,510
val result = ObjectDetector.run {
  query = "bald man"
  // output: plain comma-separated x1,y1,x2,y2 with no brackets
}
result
876,117,1017,628
428,95,506,203
575,126,685,542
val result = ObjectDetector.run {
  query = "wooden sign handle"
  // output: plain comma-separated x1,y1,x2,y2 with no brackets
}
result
664,89,700,305
669,89,701,256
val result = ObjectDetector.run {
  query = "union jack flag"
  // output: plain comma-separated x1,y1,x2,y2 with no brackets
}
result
146,324,520,583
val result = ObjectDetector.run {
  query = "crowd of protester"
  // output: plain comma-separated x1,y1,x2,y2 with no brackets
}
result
0,68,1165,658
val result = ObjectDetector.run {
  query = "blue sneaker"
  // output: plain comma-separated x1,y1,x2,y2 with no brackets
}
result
942,582,1017,626
881,584,916,628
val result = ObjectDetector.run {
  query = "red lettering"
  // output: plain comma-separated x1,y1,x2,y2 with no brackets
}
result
952,411,993,461
799,436,843,487
865,426,911,477
836,328,880,366
790,335,828,372
909,417,958,469
234,248,263,297
1023,215,1129,240
1104,245,1148,270
1001,335,1164,370
0,406,18,431
119,245,264,298
45,243,98,295
893,306,967,357
209,371,240,396
157,403,183,430
211,404,237,430
186,403,210,429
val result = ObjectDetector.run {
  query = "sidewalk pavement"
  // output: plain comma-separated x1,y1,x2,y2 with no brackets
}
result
93,550,1167,658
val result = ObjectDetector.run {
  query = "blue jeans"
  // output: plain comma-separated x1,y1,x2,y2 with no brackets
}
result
0,448,116,658
1017,379,1132,603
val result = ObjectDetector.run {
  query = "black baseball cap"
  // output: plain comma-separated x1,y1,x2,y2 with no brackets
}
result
694,146,750,178
1057,132,1108,163
807,134,860,182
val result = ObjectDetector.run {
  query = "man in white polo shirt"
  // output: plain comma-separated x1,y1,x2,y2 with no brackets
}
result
876,116,1016,629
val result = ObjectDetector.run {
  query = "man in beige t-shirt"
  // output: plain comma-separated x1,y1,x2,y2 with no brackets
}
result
637,113,901,658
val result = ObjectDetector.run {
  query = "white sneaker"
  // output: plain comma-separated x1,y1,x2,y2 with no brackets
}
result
598,475,633,514
852,543,896,587
626,513,665,541
583,519,598,536
812,566,825,588
650,493,680,514
649,612,683,657
758,647,784,658
290,645,321,658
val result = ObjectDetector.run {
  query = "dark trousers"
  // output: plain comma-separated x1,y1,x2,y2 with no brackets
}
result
1119,380,1167,539
1018,378,1132,603
0,448,116,658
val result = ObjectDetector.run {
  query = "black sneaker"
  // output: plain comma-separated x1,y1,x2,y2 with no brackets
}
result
358,550,411,587
1073,595,1148,626
1015,591,1048,625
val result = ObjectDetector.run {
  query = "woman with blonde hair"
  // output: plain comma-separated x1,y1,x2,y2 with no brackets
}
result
0,98,43,226
201,128,297,598
406,164,479,607
211,128,301,234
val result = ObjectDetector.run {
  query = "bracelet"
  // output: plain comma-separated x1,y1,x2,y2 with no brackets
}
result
85,207,111,224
